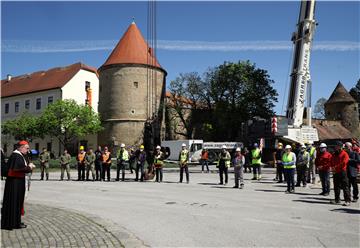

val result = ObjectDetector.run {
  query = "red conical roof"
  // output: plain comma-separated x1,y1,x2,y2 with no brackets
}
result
100,22,162,70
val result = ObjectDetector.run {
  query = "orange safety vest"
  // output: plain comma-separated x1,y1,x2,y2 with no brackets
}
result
78,152,86,163
102,152,111,164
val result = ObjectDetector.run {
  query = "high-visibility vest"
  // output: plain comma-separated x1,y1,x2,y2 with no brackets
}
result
180,150,188,163
102,152,111,164
218,153,231,168
119,150,129,161
282,153,295,169
310,147,316,158
251,148,261,165
78,152,86,163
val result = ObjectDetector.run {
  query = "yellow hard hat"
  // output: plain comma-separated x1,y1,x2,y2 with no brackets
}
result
79,146,84,150
140,145,144,149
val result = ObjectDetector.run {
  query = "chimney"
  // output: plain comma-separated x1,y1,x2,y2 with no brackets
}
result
7,74,11,81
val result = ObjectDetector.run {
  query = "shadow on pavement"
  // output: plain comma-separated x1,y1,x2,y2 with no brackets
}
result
210,186,235,189
255,189,284,193
293,192,319,196
330,208,360,214
198,183,220,186
300,196,331,201
292,199,332,205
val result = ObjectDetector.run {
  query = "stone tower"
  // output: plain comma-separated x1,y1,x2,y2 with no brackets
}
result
324,81,359,135
98,22,167,147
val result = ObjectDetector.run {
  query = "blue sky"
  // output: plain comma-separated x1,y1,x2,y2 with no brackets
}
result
1,1,359,115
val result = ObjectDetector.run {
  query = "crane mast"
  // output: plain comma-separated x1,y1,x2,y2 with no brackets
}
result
286,0,316,127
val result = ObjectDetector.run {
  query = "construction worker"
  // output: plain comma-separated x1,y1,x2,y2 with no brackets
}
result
59,149,71,181
296,144,309,187
94,146,103,181
200,148,209,173
39,148,50,180
306,143,317,184
282,145,297,193
85,148,96,181
344,142,359,203
315,143,332,196
217,145,231,185
116,143,129,181
251,143,262,180
154,146,164,183
330,141,351,206
233,147,245,189
77,146,86,181
243,147,251,173
128,147,135,174
273,143,284,182
135,145,147,182
102,146,112,181
179,143,190,183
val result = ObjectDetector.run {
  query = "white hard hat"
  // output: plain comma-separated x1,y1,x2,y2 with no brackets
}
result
222,145,227,149
345,142,352,148
120,143,125,148
285,145,292,149
319,143,327,148
182,143,186,147
156,145,161,149
236,147,241,152
301,144,306,148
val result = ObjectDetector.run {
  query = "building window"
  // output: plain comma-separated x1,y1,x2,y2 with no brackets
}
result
5,103,9,114
48,96,53,104
47,142,52,152
25,100,30,110
36,98,41,110
134,81,139,88
15,102,19,113
85,81,91,90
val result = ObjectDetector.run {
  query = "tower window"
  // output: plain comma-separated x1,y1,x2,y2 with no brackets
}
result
134,82,139,88
36,98,42,110
48,96,53,104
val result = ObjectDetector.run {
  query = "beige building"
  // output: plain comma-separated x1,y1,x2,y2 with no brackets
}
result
98,22,167,148
1,62,99,156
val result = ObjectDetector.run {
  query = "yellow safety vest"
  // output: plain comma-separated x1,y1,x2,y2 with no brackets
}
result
251,148,261,165
310,147,316,158
282,153,295,169
119,150,129,161
180,150,188,163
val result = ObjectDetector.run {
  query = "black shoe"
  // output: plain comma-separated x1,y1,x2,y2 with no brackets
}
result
352,198,358,203
330,200,340,204
323,193,329,196
295,184,300,187
219,182,223,185
343,202,351,207
115,179,119,181
277,181,283,183
240,184,244,189
233,185,239,188
285,190,290,194
290,189,295,193
16,223,27,229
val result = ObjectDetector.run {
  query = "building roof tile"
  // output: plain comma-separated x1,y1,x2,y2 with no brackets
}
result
1,62,97,98
325,81,356,105
100,22,162,70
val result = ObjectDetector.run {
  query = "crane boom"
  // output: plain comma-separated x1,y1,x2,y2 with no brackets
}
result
286,0,316,127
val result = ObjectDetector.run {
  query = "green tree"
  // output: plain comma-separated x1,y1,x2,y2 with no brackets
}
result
2,112,42,141
205,60,278,140
39,99,103,149
313,97,327,119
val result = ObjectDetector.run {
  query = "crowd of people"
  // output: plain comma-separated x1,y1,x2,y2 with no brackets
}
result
1,139,359,230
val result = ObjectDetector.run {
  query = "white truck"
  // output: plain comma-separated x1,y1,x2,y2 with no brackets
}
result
161,140,242,163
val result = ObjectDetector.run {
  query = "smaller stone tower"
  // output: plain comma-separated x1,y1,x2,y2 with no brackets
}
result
324,81,359,135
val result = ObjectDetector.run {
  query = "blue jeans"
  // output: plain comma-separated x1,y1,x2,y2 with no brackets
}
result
319,170,330,194
201,159,209,172
284,168,295,191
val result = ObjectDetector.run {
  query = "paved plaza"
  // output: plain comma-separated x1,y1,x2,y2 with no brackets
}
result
1,167,359,247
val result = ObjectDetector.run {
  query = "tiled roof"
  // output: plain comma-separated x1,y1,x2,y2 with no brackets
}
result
1,63,97,98
100,22,163,70
312,119,353,140
325,81,356,105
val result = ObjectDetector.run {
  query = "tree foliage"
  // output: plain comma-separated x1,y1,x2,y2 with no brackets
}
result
2,112,42,141
313,97,327,119
39,99,103,148
168,60,278,141
1,100,103,148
